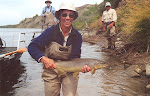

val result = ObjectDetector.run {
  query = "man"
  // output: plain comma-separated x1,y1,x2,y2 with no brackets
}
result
28,1,91,96
41,0,57,31
102,2,117,49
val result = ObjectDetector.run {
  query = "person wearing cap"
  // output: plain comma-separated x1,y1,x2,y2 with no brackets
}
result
41,0,57,31
28,1,91,96
102,2,117,49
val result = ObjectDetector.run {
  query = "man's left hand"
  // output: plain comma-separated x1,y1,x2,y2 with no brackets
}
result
81,65,92,73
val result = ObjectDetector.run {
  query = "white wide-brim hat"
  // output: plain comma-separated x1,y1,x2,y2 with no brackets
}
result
55,1,78,20
105,2,111,7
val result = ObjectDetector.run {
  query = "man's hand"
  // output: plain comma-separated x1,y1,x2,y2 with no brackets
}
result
54,21,57,25
41,56,56,70
109,22,114,28
81,65,92,73
103,26,106,32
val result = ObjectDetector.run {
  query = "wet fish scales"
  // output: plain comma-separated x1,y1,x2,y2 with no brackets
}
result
55,58,108,76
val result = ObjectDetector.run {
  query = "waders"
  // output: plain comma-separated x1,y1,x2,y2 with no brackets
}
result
42,12,55,31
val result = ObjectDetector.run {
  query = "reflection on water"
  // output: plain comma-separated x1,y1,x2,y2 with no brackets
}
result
0,28,150,96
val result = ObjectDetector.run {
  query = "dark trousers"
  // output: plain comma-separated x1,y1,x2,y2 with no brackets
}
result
105,24,116,49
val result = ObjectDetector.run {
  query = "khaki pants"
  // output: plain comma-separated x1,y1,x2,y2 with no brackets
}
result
42,68,79,96
105,24,116,49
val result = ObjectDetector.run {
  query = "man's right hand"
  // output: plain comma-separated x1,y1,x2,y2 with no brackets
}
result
41,56,56,70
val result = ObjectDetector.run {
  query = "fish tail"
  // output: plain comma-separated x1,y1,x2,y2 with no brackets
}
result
91,68,96,75
56,66,66,77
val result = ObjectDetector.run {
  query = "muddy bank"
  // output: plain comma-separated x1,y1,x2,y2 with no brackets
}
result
82,31,150,91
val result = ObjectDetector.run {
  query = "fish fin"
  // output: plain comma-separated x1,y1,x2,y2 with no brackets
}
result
73,72,79,77
91,68,95,75
57,68,65,77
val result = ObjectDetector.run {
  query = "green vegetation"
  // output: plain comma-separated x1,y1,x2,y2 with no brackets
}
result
33,14,38,20
118,0,150,52
73,4,100,30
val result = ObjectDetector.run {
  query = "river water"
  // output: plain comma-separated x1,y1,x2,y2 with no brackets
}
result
0,28,149,96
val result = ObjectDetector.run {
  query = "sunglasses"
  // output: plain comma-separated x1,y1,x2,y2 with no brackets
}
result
45,1,52,3
61,13,75,18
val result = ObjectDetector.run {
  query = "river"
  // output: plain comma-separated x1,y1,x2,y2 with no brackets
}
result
0,28,149,96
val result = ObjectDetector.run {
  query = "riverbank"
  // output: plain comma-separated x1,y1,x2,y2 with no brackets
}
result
82,31,150,91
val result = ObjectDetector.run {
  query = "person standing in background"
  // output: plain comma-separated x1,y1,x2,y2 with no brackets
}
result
102,2,117,49
41,0,57,31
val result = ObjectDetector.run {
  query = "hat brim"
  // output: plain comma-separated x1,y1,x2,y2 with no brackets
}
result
55,9,78,20
105,5,111,7
45,1,52,3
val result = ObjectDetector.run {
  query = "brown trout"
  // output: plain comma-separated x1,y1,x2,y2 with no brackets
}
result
55,58,108,76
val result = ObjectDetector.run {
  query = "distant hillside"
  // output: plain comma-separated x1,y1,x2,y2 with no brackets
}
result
16,14,43,28
0,4,94,29
0,14,43,28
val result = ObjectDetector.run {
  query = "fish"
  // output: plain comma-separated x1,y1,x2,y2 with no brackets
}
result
54,58,108,77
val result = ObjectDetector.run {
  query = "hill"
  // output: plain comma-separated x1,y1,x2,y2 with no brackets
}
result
16,14,43,28
0,4,97,29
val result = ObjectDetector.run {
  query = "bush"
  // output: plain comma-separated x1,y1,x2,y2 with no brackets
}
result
74,4,100,29
121,0,150,52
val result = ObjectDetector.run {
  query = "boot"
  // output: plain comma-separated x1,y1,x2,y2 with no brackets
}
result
111,44,115,50
107,46,111,49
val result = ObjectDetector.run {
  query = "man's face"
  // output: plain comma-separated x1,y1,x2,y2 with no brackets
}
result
46,2,51,7
60,10,75,28
106,6,111,11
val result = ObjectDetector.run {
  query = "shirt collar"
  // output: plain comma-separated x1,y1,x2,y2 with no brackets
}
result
59,24,72,36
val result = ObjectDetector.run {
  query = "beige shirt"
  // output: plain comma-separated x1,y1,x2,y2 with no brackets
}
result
102,8,117,23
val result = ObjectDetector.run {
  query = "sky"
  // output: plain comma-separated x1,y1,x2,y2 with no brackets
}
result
0,0,103,26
